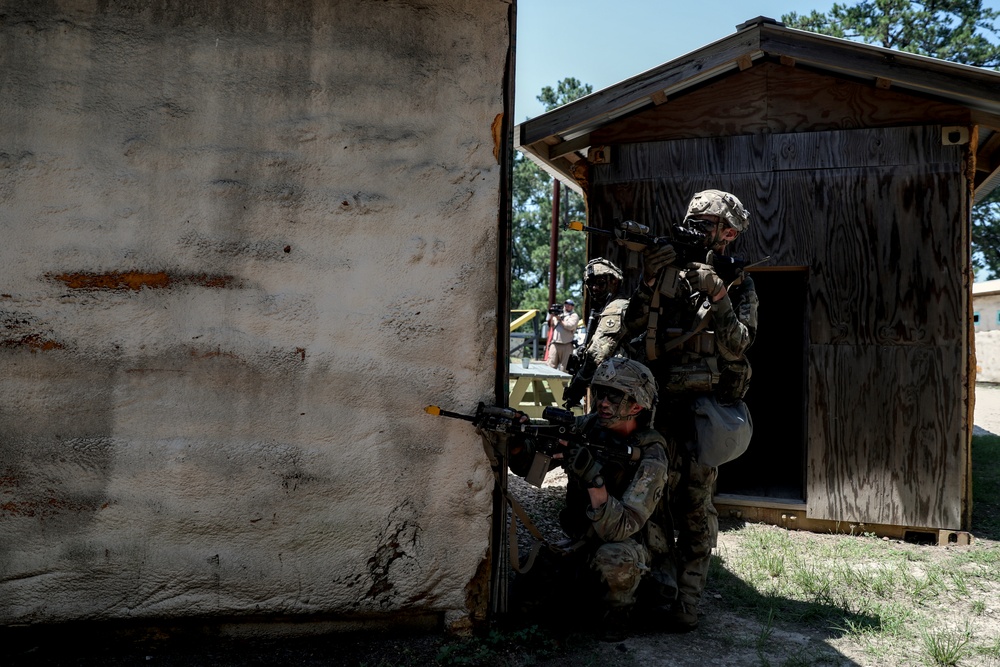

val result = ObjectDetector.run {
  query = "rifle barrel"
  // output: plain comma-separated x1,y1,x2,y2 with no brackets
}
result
424,405,476,422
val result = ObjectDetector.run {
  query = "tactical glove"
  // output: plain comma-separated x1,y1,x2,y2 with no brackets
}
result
562,377,587,409
568,445,604,488
685,262,725,299
565,348,583,376
643,244,677,277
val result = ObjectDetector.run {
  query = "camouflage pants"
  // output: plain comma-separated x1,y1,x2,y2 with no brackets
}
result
654,400,719,610
673,455,718,608
591,539,651,608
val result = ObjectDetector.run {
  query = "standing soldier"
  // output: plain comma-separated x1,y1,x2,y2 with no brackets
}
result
624,189,758,631
562,258,630,409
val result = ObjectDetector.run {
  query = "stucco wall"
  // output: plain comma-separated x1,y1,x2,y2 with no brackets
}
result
0,0,506,631
974,293,1000,333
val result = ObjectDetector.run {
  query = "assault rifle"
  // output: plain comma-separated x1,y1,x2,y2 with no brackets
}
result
424,403,641,488
567,219,769,285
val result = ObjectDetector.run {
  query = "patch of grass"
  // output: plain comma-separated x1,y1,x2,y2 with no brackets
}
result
977,633,1000,660
921,625,971,666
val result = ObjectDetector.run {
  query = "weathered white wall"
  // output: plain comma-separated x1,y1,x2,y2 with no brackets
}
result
975,291,1000,381
974,292,1000,333
0,0,506,631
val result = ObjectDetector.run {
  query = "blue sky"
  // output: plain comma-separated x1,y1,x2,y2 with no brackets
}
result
515,0,1000,121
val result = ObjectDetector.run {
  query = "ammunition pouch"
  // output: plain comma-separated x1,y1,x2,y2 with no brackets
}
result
661,362,715,394
664,328,715,357
715,358,752,404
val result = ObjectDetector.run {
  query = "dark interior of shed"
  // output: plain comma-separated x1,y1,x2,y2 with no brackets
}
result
716,269,808,501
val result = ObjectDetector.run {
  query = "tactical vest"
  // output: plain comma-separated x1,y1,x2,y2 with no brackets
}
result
644,266,752,403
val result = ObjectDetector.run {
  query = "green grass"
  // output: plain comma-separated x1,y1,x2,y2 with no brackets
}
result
708,438,1000,667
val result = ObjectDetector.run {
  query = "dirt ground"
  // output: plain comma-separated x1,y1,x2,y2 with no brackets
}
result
5,386,1000,666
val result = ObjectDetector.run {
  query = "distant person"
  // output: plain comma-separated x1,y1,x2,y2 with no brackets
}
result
546,299,580,371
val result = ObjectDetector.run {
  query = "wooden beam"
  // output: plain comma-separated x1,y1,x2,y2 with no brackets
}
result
650,90,668,106
737,53,754,71
875,77,892,89
976,130,1000,173
779,55,796,67
545,133,592,159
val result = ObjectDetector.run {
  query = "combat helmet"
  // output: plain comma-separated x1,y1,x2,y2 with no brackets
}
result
584,257,624,282
684,189,751,233
591,358,658,413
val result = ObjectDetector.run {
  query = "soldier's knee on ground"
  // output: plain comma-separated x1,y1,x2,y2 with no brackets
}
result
591,541,649,607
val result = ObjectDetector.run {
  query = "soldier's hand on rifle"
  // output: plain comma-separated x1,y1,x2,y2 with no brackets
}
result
642,244,677,284
567,445,604,488
686,262,727,302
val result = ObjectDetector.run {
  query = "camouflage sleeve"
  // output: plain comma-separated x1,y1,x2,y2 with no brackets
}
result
583,297,629,368
586,436,668,542
623,281,653,338
712,276,758,361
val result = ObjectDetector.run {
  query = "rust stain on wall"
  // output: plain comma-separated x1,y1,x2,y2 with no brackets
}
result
0,494,105,518
0,334,64,352
492,113,503,162
49,271,236,291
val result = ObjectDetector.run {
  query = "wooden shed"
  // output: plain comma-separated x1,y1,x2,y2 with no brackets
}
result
515,16,1000,542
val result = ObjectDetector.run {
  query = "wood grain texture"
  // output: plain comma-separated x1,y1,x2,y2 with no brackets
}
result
589,62,971,146
585,126,970,529
807,345,963,527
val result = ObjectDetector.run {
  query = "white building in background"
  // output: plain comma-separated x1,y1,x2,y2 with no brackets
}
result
974,280,1000,382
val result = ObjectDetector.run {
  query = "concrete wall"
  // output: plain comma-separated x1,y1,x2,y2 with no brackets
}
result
974,293,1000,333
0,0,507,632
974,292,1000,382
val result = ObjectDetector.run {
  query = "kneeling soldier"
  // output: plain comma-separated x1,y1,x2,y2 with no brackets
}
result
508,358,669,637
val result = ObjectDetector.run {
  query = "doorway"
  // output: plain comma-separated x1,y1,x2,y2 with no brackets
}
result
716,268,808,501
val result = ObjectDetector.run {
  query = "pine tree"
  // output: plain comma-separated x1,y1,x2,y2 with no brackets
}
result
511,78,592,310
783,1,1000,277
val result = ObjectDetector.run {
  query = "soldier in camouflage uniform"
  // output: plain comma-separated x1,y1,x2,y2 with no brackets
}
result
562,258,631,409
623,189,759,632
508,359,669,632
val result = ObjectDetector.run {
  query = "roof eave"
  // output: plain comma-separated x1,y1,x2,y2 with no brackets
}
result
515,21,1000,189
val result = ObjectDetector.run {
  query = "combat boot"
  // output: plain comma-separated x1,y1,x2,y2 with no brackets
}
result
597,604,634,642
663,600,699,633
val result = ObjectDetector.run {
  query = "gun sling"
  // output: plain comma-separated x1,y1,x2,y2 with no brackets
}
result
645,269,712,362
479,432,547,574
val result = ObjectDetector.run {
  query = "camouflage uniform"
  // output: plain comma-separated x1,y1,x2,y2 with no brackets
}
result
559,413,669,607
622,190,759,624
563,259,631,407
509,359,669,618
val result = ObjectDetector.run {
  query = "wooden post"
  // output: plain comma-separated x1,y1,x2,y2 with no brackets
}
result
549,179,560,306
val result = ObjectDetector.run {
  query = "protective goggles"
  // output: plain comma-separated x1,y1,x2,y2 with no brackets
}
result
687,217,739,242
591,386,627,403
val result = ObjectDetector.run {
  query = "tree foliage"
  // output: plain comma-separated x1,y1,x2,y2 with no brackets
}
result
784,0,1000,66
511,78,593,310
783,1,1000,277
